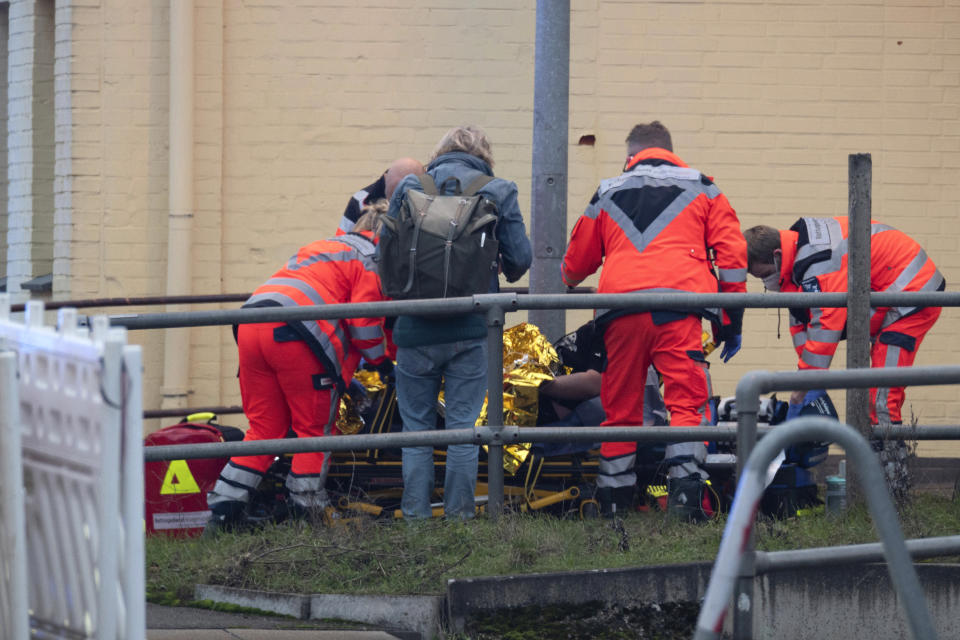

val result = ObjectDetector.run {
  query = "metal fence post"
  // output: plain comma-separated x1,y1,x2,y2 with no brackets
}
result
733,371,764,640
486,304,506,519
0,351,29,640
528,0,570,343
847,153,872,435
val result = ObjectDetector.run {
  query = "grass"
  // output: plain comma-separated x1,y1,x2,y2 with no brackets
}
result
145,492,960,606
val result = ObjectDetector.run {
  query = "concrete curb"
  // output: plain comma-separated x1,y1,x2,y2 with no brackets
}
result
195,585,309,618
311,594,444,639
195,585,443,640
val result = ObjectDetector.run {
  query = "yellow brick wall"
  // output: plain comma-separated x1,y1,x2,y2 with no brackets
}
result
56,1,960,448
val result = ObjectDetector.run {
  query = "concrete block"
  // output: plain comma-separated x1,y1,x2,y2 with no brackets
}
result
194,584,310,619
446,562,713,633
309,593,444,640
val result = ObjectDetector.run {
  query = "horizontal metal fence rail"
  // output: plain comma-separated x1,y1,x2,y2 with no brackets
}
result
8,286,594,314
143,426,750,462
755,535,960,574
105,290,960,330
141,423,960,463
695,416,937,640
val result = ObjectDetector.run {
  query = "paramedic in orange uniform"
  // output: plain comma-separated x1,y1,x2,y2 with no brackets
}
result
205,203,392,533
561,121,747,520
744,217,944,425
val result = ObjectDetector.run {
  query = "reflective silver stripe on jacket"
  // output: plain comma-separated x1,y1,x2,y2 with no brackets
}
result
800,350,833,369
243,289,345,376
598,164,712,196
882,270,944,328
794,217,844,265
349,324,383,340
717,267,747,284
807,327,842,344
359,342,386,361
251,278,326,305
331,233,377,267
798,222,895,279
587,166,721,256
792,330,807,349
287,248,366,271
880,249,944,328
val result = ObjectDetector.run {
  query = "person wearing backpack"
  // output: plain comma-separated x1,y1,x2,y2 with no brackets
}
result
204,202,393,535
380,125,532,520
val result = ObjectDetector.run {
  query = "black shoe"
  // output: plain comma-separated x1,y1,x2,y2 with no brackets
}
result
667,474,711,524
202,512,245,538
596,486,635,518
202,501,256,538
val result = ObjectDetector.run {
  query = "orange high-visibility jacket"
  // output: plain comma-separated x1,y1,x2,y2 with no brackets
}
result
776,217,945,370
561,148,747,336
242,231,387,384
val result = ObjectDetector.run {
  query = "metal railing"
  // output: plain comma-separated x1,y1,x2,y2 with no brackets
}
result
115,289,960,513
730,365,960,640
695,416,940,640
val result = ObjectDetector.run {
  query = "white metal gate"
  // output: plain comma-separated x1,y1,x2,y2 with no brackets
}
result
0,296,144,640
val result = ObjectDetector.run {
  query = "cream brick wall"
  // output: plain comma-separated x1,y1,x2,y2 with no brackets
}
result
33,1,960,442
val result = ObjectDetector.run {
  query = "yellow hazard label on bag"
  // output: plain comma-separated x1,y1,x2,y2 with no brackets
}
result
160,460,201,495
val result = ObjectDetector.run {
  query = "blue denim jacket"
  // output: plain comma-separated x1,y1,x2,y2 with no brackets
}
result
384,151,533,346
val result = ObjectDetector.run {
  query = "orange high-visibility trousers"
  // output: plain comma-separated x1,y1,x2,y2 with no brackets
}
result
870,306,941,424
233,322,339,475
599,313,709,463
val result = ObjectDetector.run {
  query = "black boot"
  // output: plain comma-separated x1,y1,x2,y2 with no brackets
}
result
202,501,248,538
596,486,635,518
667,474,710,523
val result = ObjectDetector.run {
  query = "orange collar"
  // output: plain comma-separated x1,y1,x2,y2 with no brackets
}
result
624,148,688,171
778,229,799,289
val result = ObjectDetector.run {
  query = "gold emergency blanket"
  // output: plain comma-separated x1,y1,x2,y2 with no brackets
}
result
336,369,387,435
476,323,561,475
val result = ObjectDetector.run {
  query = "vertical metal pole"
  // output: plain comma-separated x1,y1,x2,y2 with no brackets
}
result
733,380,761,640
97,331,124,640
528,0,570,342
121,345,146,639
486,305,506,519
0,351,29,640
847,153,873,438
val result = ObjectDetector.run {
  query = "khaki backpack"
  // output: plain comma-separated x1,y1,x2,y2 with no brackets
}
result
378,174,500,299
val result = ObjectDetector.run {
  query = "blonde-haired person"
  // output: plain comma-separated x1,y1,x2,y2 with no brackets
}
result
381,125,532,520
353,198,388,235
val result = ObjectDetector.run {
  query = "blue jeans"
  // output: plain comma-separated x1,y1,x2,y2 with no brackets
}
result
396,338,487,519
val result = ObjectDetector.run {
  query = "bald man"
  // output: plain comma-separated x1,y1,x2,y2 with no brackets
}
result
338,157,424,235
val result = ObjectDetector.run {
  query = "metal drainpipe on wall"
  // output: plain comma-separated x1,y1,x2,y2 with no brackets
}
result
161,0,194,410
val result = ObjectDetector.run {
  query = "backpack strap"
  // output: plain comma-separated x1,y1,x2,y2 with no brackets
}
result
418,174,439,196
462,174,494,197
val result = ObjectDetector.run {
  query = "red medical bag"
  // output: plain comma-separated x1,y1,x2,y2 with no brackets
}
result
144,416,243,537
